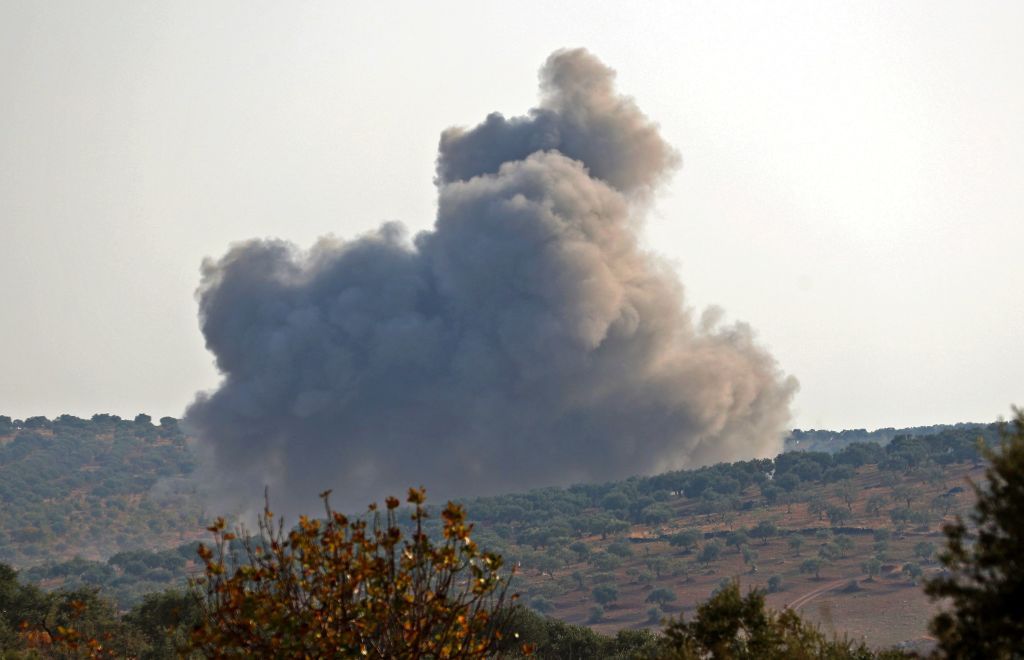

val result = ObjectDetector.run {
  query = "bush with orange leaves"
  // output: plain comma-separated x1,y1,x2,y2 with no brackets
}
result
189,487,518,658
5,582,148,659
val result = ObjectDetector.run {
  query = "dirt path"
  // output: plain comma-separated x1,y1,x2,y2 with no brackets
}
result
786,575,866,611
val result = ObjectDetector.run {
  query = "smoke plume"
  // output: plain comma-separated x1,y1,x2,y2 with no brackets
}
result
185,49,798,514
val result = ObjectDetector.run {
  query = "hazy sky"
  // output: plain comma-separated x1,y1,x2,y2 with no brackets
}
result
1,1,1021,431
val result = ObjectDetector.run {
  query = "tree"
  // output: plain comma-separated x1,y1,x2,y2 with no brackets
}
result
800,558,824,580
124,588,200,658
0,564,146,657
779,492,798,516
645,588,677,608
569,540,590,562
926,410,1024,657
889,507,912,535
826,505,851,527
807,499,827,521
591,585,619,607
751,520,776,545
606,540,633,558
496,607,660,657
660,580,879,658
775,473,801,493
862,558,882,582
865,494,886,516
590,552,622,571
1,563,50,650
668,559,691,579
697,541,722,567
766,575,782,593
932,493,956,516
913,540,936,563
787,535,803,557
601,518,631,539
669,529,700,553
600,491,631,511
760,484,781,507
835,534,854,558
646,556,668,579
725,529,749,553
641,503,673,525
529,596,554,614
190,488,515,658
835,481,858,512
892,485,916,510
902,562,923,584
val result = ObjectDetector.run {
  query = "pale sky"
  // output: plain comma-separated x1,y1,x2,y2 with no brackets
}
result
1,1,1021,431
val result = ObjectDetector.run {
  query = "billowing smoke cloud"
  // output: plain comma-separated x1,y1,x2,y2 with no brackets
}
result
185,49,798,514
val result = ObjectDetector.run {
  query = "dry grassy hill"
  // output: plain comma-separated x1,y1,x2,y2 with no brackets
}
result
506,461,983,649
2,412,992,644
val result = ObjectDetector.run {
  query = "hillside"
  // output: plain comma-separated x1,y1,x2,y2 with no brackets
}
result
0,414,206,568
486,461,984,649
0,413,998,646
451,424,993,648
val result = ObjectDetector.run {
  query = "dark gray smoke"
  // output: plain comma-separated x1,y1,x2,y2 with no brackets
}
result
185,49,798,514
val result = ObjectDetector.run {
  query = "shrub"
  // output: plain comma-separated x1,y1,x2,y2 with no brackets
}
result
661,580,879,658
190,488,515,658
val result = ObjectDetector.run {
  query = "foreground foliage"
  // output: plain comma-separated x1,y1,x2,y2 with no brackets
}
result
659,580,902,659
925,408,1024,657
190,488,515,658
497,606,662,658
0,562,152,657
